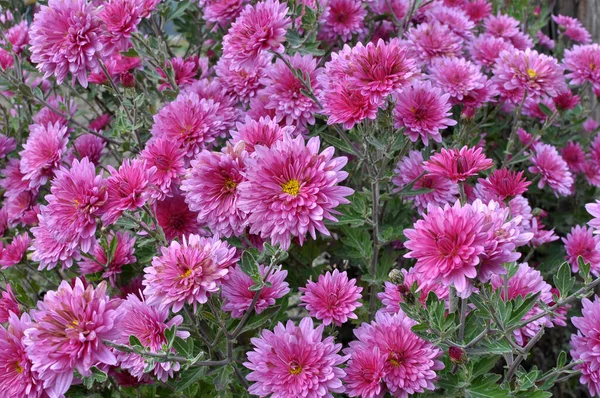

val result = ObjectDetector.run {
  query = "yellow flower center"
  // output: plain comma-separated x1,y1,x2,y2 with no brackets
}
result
281,179,300,196
527,68,537,78
289,363,302,375
15,362,24,374
389,358,401,367
224,178,237,191
68,320,79,329
181,269,192,278
591,63,597,71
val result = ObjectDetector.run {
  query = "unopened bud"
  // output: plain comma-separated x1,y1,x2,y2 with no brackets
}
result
389,269,405,285
449,347,467,364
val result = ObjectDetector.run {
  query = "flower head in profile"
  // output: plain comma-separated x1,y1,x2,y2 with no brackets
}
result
563,225,600,276
429,57,492,107
154,191,203,241
6,21,29,54
528,143,574,197
239,134,353,250
222,264,289,318
571,296,600,397
320,0,366,43
553,14,592,44
561,142,587,174
0,233,31,269
478,168,531,200
24,279,120,398
0,134,16,158
143,234,237,312
140,138,186,200
299,269,363,326
0,285,20,323
423,146,494,182
30,0,103,87
68,133,106,166
79,231,136,285
229,116,292,153
215,55,268,103
244,317,347,397
157,56,199,91
563,44,600,91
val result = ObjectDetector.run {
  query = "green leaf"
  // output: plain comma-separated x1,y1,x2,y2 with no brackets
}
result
240,304,282,335
578,255,591,281
169,0,192,20
340,226,373,260
465,374,507,398
120,47,139,57
556,350,567,368
82,366,108,389
320,131,359,155
538,102,554,117
472,356,500,378
553,262,575,297
173,336,194,358
507,293,540,326
129,335,143,349
240,249,262,286
213,364,234,391
173,366,207,392
165,324,177,350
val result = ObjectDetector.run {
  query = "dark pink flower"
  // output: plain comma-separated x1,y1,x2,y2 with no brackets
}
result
0,285,19,323
464,0,491,23
100,0,144,54
140,138,186,200
378,268,449,314
423,146,494,182
6,21,29,54
0,134,16,157
68,133,106,165
343,346,386,398
229,116,292,153
321,77,379,129
78,231,136,285
561,141,587,173
0,233,30,269
528,143,573,197
200,0,248,26
154,192,203,241
478,168,530,200
563,225,600,276
158,56,199,91
320,0,366,43
215,55,268,103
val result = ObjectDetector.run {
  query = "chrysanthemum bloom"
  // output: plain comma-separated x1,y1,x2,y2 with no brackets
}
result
79,231,136,285
404,201,489,295
222,0,291,71
468,34,514,70
299,269,362,326
143,234,237,312
114,294,190,382
89,113,113,132
229,116,293,153
493,48,566,101
1,159,30,200
157,56,199,91
19,122,68,190
522,96,557,122
182,144,247,237
464,0,491,22
238,134,354,250
24,279,120,397
6,21,29,54
584,160,600,188
29,0,103,87
0,312,49,398
215,55,268,103
346,38,418,103
261,53,322,131
529,216,560,247
406,21,463,64
32,95,76,129
0,48,13,70
553,14,592,44
528,143,574,197
478,168,530,200
393,150,458,214
427,4,475,39
0,285,20,322
561,141,587,174
319,0,366,43
200,0,248,26
585,118,600,133
67,133,106,166
343,346,387,398
30,216,82,270
102,159,155,225
244,317,347,397
553,89,580,111
423,146,493,182
491,263,557,345
88,52,141,86
320,77,379,130
369,0,408,22
347,312,443,397
150,92,223,156
571,296,600,396
484,12,521,41
563,225,600,276
154,192,204,241
99,0,143,54
0,233,31,268
222,264,290,318
140,138,186,200
0,134,16,158
587,201,600,233
563,44,600,91
536,31,555,50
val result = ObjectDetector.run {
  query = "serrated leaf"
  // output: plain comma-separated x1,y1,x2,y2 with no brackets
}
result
472,356,500,378
553,262,575,298
173,336,194,358
340,226,373,260
120,48,139,57
82,366,108,389
465,374,506,398
578,255,591,281
173,366,206,392
240,249,262,286
507,293,540,326
240,304,282,335
320,131,359,155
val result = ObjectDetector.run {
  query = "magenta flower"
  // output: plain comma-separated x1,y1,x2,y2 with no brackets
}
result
564,44,600,91
343,346,387,398
67,133,106,166
562,141,587,174
143,234,237,312
29,0,103,87
478,168,531,200
321,77,379,130
0,233,31,269
89,114,113,132
563,225,600,276
553,14,592,44
238,134,353,250
429,56,492,106
428,4,475,39
154,192,204,241
19,122,68,190
378,268,449,314
404,201,489,295
484,13,532,49
468,34,514,70
140,138,186,200
114,294,190,382
222,0,291,71
320,0,366,43
571,296,600,396
24,279,120,397
215,55,268,103
31,216,81,270
465,0,491,23
528,143,574,197
157,56,199,91
0,134,16,158
2,159,33,200
423,146,494,182
99,0,143,54
79,231,136,285
200,0,248,26
0,285,20,323
229,116,292,153
299,269,362,326
244,317,347,397
222,264,290,318
347,312,443,397
393,80,456,145
6,21,29,54
406,21,462,64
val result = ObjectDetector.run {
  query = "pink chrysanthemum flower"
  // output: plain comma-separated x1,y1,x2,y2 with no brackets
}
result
393,150,458,214
584,160,600,188
427,4,475,39
103,159,155,225
347,312,444,397
0,312,49,398
378,268,449,314
587,201,600,233
493,48,566,101
31,216,81,270
140,138,186,200
468,34,514,70
343,345,386,398
6,21,29,54
238,134,354,250
24,279,120,397
32,96,75,129
429,56,492,107
19,122,68,190
465,0,491,23
79,231,136,285
484,13,520,40
99,0,143,54
29,0,103,87
0,285,20,323
0,233,31,268
553,89,580,110
320,0,366,43
563,225,600,276
370,0,408,21
158,56,199,91
200,0,248,26
585,118,600,132
423,146,494,182
393,80,456,145
244,317,347,397
562,141,587,174
215,55,268,103
563,44,600,91
571,296,600,397
536,31,555,50
478,168,531,200
222,0,291,71
261,53,322,131
406,21,463,64
66,133,106,166
320,77,379,130
150,92,223,157
528,143,574,197
0,48,13,70
299,269,362,326
553,14,592,44
529,216,559,247
229,116,292,153
143,234,237,312
182,144,247,238
491,263,556,346
154,192,203,241
222,264,290,318
1,159,30,200
114,294,190,382
90,114,113,132
0,134,16,157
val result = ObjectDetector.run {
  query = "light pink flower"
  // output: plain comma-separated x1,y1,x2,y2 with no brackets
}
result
343,346,387,398
564,44,600,91
0,134,16,157
553,14,592,44
99,0,144,54
587,200,600,233
563,225,600,276
215,55,268,103
536,31,555,49
200,0,248,26
427,4,475,39
571,296,600,396
423,146,494,182
528,143,574,197
468,34,514,70
154,191,203,241
320,0,366,43
79,231,136,285
6,21,29,54
229,116,292,153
